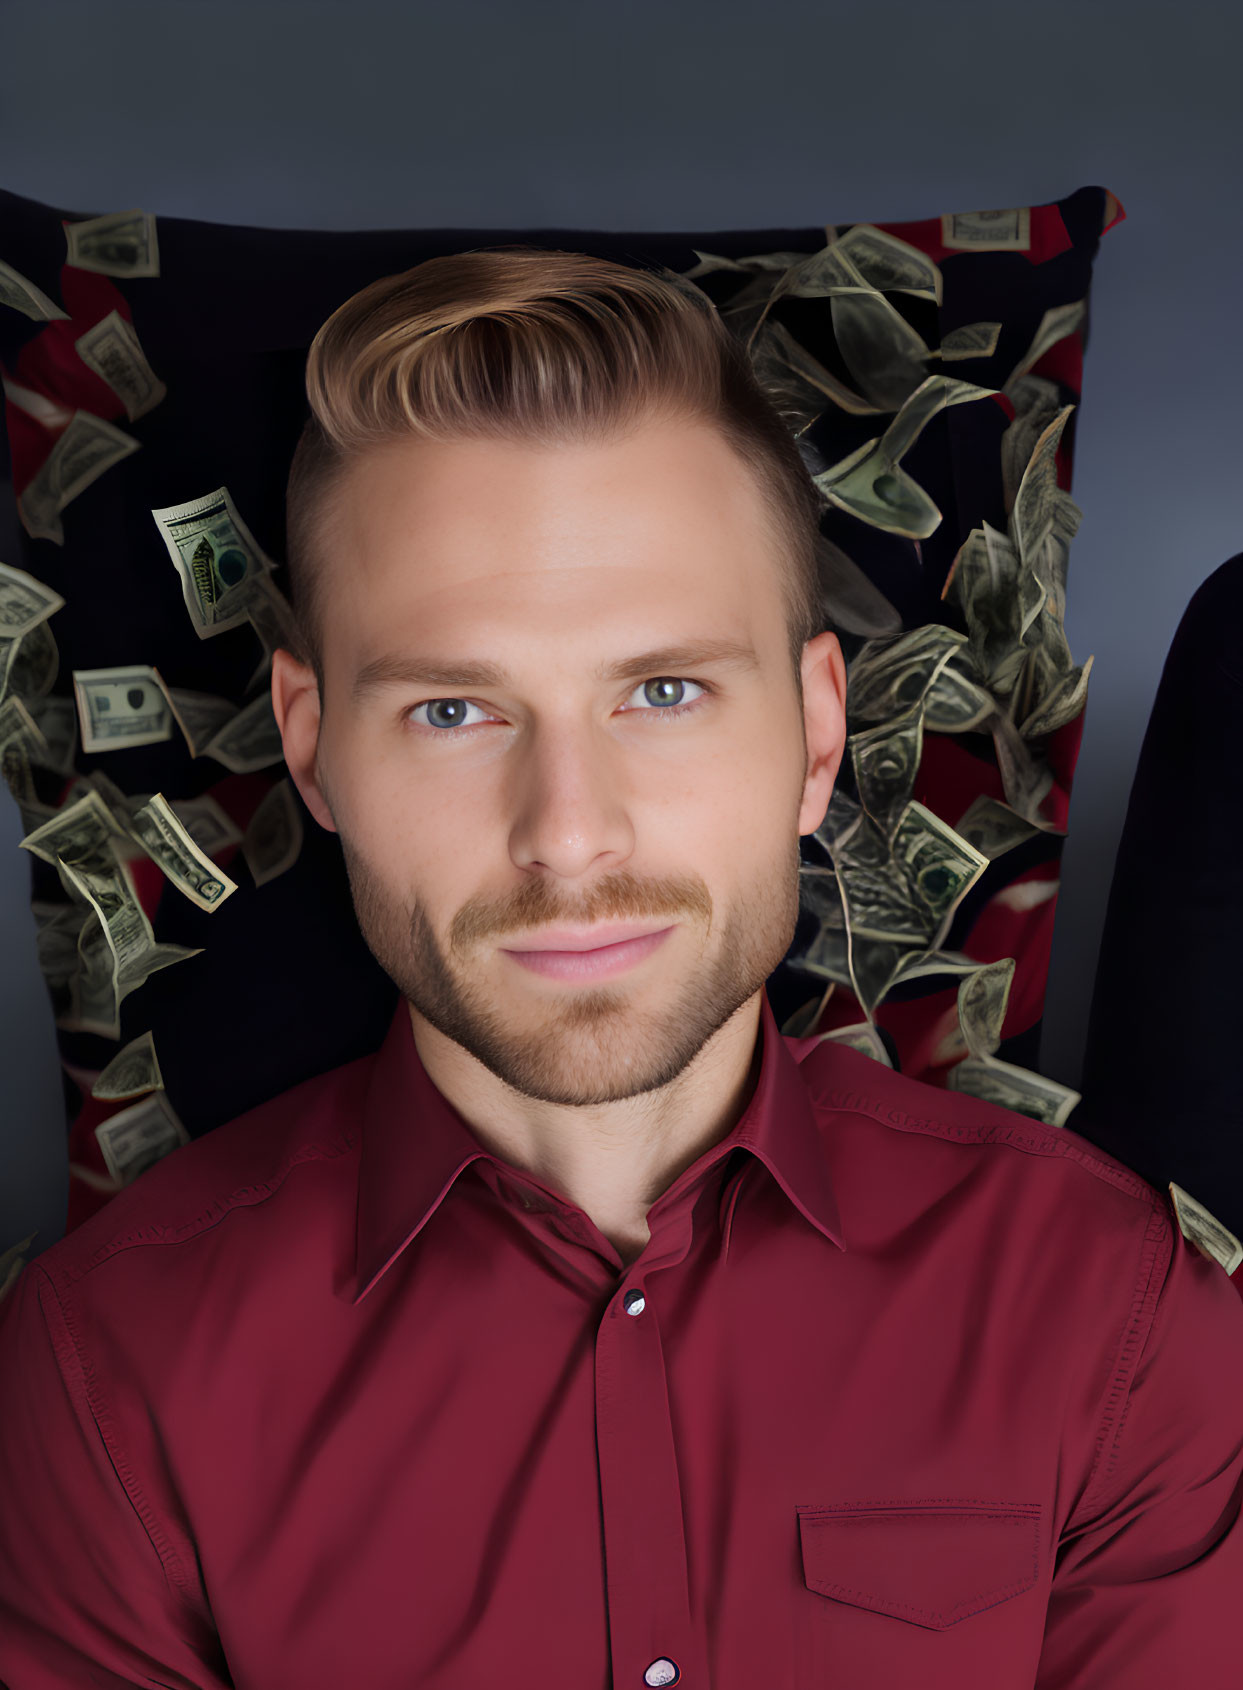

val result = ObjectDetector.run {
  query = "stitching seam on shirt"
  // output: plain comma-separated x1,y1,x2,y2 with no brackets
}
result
33,1264,201,1607
812,1088,1159,1203
1075,1200,1172,1517
52,1129,356,1290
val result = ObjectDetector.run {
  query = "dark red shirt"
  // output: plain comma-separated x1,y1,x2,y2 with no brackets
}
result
2,991,1241,1688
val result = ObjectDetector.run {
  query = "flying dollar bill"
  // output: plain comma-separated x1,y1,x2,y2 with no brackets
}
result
63,209,160,277
946,1052,1080,1126
815,1021,894,1066
151,487,275,638
17,411,141,546
203,691,285,772
95,1092,189,1187
956,957,1016,1058
166,687,239,758
20,787,130,870
167,793,243,856
0,258,69,321
126,792,239,912
74,309,167,421
833,224,943,304
91,1030,164,1101
73,666,174,753
936,321,1002,361
1168,1183,1243,1276
0,559,65,637
242,778,304,887
813,375,996,539
940,208,1031,251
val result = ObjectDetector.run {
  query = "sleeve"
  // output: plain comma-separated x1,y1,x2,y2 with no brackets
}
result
0,1259,233,1689
1035,1211,1243,1687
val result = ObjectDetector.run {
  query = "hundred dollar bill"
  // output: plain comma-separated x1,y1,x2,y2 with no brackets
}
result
95,1092,189,1188
243,778,304,887
1010,405,1075,565
922,648,995,733
1004,300,1086,393
834,224,943,303
203,691,285,772
74,309,167,421
946,1051,1079,1127
91,1030,164,1100
20,786,130,870
1019,653,1094,740
151,487,274,638
58,854,201,1007
241,574,302,688
63,209,160,277
0,559,65,637
816,1021,894,1066
168,793,243,856
73,665,173,752
1168,1183,1243,1276
58,910,120,1038
0,695,55,833
749,319,884,427
126,792,239,912
936,321,1002,361
0,258,69,321
940,208,1031,251
17,410,141,546
1,617,61,702
814,375,995,538
850,708,924,840
956,957,1015,1059
952,795,1040,860
769,239,933,412
1000,375,1062,514
166,687,239,758
847,625,968,723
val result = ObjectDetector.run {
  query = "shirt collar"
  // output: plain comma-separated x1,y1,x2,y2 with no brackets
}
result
351,989,845,1303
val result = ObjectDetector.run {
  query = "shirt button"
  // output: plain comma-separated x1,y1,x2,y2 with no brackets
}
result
644,1660,679,1686
623,1289,646,1316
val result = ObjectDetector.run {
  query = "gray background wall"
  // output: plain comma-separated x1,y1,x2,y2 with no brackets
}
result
2,0,1240,1258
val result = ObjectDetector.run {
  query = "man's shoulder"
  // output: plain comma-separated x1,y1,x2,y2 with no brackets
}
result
794,1036,1169,1245
35,1049,377,1293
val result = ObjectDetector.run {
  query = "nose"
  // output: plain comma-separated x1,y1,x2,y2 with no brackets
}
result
507,715,636,880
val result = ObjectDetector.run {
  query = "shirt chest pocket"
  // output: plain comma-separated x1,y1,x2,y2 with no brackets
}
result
797,1499,1042,1631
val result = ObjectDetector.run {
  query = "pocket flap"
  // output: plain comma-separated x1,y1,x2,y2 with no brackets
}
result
797,1499,1041,1631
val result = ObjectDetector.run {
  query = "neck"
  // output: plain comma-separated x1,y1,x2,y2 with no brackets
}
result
407,992,766,1263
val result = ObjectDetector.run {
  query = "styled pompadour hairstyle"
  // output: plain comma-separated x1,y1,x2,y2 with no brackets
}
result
284,246,826,684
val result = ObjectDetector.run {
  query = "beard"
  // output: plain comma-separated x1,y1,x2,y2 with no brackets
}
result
338,835,802,1108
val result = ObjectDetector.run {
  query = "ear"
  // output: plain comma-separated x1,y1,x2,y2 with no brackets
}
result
270,647,337,833
797,629,848,836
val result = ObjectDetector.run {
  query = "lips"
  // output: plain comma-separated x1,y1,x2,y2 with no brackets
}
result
502,922,673,953
500,924,676,982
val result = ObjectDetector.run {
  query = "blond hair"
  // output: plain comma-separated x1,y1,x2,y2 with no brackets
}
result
285,246,825,682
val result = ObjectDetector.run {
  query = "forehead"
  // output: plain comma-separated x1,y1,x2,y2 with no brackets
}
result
320,416,789,665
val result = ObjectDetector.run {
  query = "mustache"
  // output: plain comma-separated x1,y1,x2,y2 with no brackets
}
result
448,868,713,949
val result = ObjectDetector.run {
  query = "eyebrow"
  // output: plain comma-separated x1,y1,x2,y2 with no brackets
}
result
350,638,761,703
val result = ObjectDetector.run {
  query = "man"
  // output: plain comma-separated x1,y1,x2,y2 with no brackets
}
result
1,249,1241,1689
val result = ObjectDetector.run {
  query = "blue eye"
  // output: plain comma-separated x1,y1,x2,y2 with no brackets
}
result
406,677,709,736
409,698,491,730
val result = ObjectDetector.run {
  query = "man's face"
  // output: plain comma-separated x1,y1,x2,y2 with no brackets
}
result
279,412,844,1106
